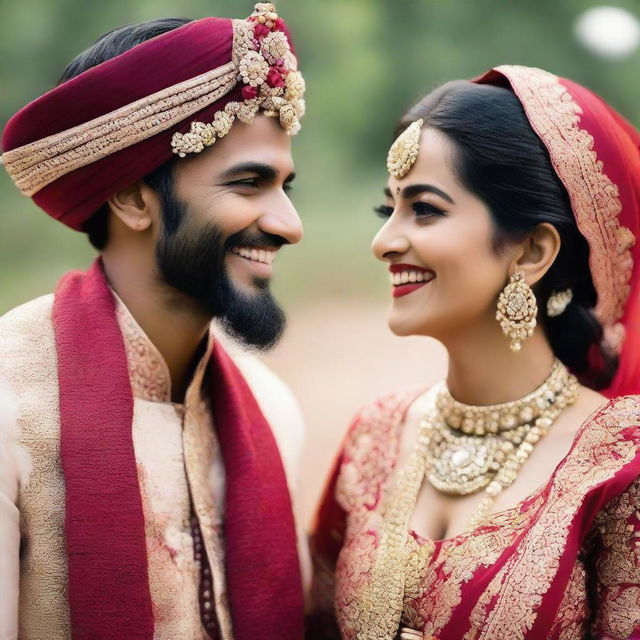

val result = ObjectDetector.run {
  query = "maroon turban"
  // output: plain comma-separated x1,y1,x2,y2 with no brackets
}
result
1,2,305,230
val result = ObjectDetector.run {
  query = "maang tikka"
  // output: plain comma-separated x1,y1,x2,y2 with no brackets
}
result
496,270,537,352
387,119,423,178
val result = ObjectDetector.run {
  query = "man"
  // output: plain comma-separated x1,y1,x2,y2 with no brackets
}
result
0,4,308,639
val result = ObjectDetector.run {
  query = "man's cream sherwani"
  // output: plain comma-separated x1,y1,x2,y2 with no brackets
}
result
0,293,309,640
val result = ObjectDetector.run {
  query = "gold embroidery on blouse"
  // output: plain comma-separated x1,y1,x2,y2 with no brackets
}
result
350,390,437,639
496,65,634,348
334,391,420,638
403,524,521,637
335,392,640,639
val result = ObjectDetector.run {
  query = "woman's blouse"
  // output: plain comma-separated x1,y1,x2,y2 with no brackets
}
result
308,389,640,639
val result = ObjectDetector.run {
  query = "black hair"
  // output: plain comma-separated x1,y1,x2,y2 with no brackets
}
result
58,18,193,249
398,80,617,389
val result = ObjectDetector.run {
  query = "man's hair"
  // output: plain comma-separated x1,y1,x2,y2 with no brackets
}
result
58,18,193,250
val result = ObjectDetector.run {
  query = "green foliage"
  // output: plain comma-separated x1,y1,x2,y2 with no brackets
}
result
2,0,639,312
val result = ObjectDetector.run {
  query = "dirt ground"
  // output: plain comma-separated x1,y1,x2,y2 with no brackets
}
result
263,298,448,527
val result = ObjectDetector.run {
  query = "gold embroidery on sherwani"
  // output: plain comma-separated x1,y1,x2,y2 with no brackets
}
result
464,396,640,640
2,291,297,640
182,368,235,640
594,476,640,637
1,296,72,638
117,299,208,639
117,300,172,402
496,65,634,342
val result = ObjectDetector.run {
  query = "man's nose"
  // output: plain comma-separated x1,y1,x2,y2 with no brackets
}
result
259,194,304,245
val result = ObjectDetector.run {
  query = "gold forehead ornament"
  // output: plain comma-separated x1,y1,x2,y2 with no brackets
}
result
386,118,423,178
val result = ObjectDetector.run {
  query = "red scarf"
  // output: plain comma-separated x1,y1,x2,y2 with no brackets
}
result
53,259,303,639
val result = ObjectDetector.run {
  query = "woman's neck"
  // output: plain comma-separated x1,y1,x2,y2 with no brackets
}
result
443,320,556,406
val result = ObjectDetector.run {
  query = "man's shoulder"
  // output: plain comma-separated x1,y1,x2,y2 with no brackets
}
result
0,293,55,334
0,294,56,370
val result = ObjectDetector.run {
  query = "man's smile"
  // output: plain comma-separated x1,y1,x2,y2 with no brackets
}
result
230,246,277,265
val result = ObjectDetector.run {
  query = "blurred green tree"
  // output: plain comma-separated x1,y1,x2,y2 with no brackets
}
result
1,0,639,311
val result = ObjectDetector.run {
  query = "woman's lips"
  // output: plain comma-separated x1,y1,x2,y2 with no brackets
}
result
389,264,435,298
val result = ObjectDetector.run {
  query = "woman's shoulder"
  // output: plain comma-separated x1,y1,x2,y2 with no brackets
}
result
551,393,640,507
344,386,429,443
335,387,429,514
584,393,640,444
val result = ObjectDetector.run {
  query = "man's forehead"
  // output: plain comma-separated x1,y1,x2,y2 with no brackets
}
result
212,119,294,172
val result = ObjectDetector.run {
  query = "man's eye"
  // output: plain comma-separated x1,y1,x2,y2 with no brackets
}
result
230,178,259,189
373,205,393,219
283,183,294,194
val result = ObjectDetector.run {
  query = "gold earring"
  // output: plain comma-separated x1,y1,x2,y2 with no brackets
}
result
496,270,537,352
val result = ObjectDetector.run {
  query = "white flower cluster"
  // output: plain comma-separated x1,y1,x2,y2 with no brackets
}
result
171,2,306,158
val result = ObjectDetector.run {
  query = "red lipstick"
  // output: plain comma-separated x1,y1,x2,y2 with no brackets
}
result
389,264,435,298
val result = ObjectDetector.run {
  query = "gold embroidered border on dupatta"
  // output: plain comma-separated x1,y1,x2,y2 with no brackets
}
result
593,476,640,637
403,521,527,636
463,396,640,640
495,65,635,348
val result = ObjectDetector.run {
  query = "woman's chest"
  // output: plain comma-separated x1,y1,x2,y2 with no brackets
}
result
335,508,591,640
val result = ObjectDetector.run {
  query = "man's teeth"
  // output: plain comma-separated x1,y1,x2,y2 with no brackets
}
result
231,246,276,265
389,270,433,286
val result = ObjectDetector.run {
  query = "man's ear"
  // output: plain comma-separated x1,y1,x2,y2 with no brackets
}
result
509,222,561,285
107,181,160,232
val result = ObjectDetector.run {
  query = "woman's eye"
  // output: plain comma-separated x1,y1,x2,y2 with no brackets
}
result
413,201,445,217
373,205,394,219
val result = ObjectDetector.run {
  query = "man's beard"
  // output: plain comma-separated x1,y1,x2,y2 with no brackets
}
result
155,189,287,351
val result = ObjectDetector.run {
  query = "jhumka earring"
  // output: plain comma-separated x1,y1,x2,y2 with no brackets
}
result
496,270,537,352
547,288,573,317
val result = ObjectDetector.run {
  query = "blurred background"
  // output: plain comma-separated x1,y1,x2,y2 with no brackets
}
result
2,0,639,525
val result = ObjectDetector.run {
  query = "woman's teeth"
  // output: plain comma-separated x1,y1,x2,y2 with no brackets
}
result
390,270,433,285
230,246,276,265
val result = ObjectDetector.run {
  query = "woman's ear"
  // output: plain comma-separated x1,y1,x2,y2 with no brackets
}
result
510,222,561,285
107,181,159,232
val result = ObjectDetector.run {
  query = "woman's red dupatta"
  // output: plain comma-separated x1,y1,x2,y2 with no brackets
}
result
53,259,303,639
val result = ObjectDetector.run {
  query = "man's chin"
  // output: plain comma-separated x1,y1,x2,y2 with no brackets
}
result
215,282,286,351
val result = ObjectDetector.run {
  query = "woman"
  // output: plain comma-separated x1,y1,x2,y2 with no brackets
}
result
307,65,640,639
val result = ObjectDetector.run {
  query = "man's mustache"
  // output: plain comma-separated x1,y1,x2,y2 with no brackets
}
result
224,230,289,250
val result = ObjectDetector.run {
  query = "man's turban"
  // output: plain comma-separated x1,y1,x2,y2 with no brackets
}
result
1,3,305,231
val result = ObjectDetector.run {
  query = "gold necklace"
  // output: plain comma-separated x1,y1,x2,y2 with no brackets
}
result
354,361,579,639
421,359,579,526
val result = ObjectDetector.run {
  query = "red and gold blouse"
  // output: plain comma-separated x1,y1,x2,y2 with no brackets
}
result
308,389,640,639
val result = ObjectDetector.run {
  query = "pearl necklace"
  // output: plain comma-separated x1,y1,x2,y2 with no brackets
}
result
421,359,579,526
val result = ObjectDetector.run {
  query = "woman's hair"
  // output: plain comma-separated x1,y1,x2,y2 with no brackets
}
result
397,80,617,389
58,18,192,250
